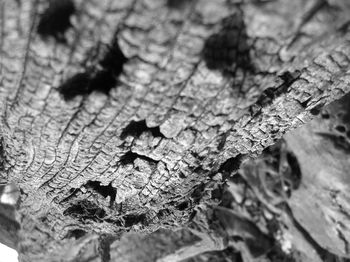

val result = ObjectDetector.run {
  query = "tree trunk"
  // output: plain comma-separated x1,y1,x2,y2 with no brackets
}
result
1,0,350,261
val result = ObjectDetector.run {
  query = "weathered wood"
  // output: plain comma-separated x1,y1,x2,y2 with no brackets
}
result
1,0,350,261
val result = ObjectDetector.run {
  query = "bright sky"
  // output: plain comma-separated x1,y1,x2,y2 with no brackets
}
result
0,243,18,262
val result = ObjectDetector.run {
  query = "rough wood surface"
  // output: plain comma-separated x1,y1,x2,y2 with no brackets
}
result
1,0,350,261
106,94,350,262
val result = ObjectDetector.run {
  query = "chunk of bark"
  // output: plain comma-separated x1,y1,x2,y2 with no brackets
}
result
1,0,350,261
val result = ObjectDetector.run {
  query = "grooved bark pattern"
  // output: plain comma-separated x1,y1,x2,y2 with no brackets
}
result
1,0,350,261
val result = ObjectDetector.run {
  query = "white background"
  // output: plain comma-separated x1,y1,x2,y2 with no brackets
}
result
0,243,18,262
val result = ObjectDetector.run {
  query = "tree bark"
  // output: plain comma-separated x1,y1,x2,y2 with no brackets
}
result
1,0,350,261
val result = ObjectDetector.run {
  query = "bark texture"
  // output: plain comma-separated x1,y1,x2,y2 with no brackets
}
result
1,0,350,261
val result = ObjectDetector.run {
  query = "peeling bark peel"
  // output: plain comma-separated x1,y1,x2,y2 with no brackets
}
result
0,0,350,261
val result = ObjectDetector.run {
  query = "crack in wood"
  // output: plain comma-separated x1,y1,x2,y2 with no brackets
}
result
120,120,164,140
85,180,117,206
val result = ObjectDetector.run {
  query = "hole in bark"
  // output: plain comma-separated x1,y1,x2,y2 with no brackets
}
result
85,181,116,203
309,103,325,117
203,11,251,73
211,187,223,201
256,87,275,106
191,183,206,202
178,172,186,179
120,120,164,140
39,216,48,223
99,38,128,76
86,38,127,95
59,72,91,100
123,213,147,227
119,151,158,166
335,125,346,133
63,200,106,221
65,229,87,239
69,188,77,194
217,132,229,150
89,70,116,95
256,71,301,107
218,154,245,178
279,71,300,85
176,201,189,211
37,0,76,41
300,97,312,108
59,70,118,100
0,138,6,182
59,36,127,100
119,151,138,165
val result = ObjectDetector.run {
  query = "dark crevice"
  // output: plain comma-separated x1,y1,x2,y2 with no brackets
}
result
211,186,224,201
120,120,165,140
217,132,229,150
63,200,106,221
99,37,128,76
85,181,116,204
105,213,147,227
175,201,189,211
218,154,246,179
309,103,325,116
119,151,158,166
59,36,127,100
157,209,170,219
123,213,147,227
255,70,301,108
65,229,87,240
0,138,6,182
89,70,117,94
37,0,76,42
190,183,206,203
58,72,91,100
300,97,312,108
